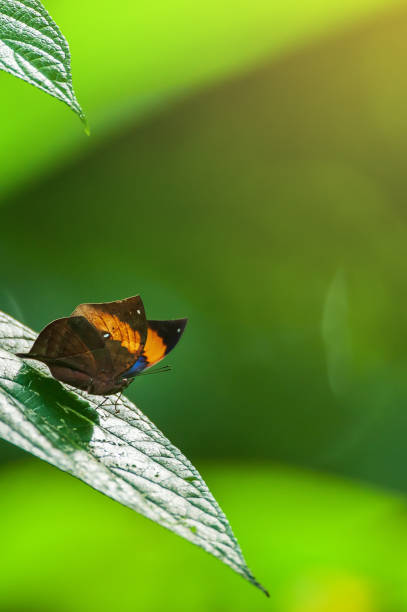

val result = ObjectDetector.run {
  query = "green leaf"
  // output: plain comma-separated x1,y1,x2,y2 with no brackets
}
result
0,309,267,596
0,0,84,122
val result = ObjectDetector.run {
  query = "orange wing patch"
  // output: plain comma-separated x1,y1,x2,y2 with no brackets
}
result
79,308,142,355
119,318,187,378
72,296,147,358
143,328,168,367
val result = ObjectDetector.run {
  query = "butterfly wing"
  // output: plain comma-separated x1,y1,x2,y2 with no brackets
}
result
72,295,148,376
16,315,109,376
121,318,188,378
17,298,185,391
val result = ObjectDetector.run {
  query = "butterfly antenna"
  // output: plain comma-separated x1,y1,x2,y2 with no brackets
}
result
138,365,172,376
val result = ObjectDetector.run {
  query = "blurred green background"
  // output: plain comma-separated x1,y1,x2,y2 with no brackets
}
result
2,0,407,610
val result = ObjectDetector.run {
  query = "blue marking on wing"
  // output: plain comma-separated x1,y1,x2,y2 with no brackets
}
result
121,354,148,378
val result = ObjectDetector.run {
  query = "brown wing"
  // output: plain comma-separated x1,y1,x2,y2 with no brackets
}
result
16,315,109,377
71,295,148,376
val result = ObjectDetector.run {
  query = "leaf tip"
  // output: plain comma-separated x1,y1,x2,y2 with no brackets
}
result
251,576,269,598
79,114,90,136
241,564,269,597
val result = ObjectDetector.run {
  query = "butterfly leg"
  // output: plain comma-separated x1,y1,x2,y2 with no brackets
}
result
96,396,110,410
113,392,122,414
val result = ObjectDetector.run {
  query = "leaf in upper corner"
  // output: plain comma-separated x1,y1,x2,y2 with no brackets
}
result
0,309,268,596
0,0,85,123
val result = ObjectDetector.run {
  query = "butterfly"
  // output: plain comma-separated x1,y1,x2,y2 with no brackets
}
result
16,295,187,396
